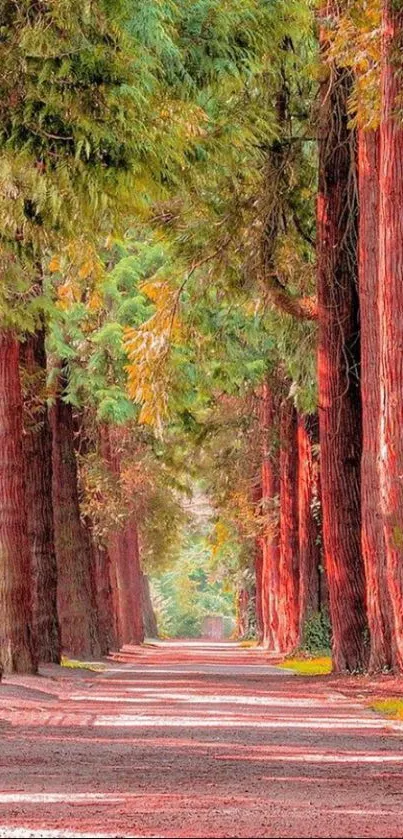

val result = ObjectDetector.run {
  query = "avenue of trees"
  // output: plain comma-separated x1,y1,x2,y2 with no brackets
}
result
1,0,403,677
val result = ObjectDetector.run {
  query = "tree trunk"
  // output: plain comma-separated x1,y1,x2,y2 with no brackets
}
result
379,1,403,671
51,371,100,658
21,330,60,663
254,540,264,644
260,381,281,651
359,127,394,671
278,398,299,653
236,587,250,639
0,332,37,674
101,426,144,647
141,573,158,639
298,413,322,636
93,543,117,654
317,11,367,672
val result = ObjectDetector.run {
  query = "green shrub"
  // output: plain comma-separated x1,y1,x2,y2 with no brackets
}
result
302,610,332,654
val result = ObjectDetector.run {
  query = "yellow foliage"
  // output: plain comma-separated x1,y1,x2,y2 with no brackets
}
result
124,279,183,431
48,255,61,273
278,657,332,676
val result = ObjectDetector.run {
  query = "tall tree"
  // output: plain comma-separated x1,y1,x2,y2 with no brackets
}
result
278,396,299,652
51,367,100,658
359,127,394,671
317,4,367,672
379,0,403,671
297,413,322,636
21,328,61,663
0,333,37,673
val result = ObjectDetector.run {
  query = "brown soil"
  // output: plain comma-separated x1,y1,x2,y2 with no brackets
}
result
0,642,403,838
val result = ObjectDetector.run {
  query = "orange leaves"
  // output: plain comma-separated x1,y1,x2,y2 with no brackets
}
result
124,279,183,431
48,242,105,311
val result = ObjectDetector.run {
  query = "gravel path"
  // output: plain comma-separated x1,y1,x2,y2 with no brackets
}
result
1,642,403,838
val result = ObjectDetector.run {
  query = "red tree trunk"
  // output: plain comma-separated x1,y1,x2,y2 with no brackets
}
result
278,398,299,653
141,573,158,639
101,427,144,647
237,587,250,639
93,543,117,654
254,540,264,644
21,330,61,663
359,127,394,671
379,2,403,671
260,381,281,651
317,11,367,672
298,413,322,637
0,332,37,674
51,374,100,658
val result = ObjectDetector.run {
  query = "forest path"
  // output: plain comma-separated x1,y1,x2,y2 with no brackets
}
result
1,641,403,838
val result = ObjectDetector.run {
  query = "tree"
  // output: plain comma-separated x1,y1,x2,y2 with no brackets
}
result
316,4,367,672
297,413,322,637
21,328,61,663
379,0,403,671
51,367,100,658
0,333,37,673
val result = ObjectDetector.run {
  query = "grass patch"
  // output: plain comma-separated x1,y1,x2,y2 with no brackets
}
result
278,656,332,676
239,639,258,648
370,698,403,720
61,656,106,672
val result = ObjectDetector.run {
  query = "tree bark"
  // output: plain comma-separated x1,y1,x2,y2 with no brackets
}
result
260,381,281,651
21,330,60,664
101,426,144,647
254,539,264,644
317,9,368,672
359,127,394,671
298,413,322,636
141,573,158,639
93,542,117,654
278,398,299,653
0,332,37,673
379,2,403,671
51,370,100,658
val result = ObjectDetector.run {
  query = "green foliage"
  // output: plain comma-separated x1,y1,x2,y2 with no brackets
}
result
302,610,332,655
151,528,236,638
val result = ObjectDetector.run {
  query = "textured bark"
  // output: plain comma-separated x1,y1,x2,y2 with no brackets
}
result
379,3,403,671
0,332,37,674
298,414,322,636
237,588,250,639
254,540,264,644
260,381,281,651
278,398,299,653
141,573,158,639
51,374,100,658
317,12,367,672
359,128,394,672
101,427,144,646
93,543,117,654
21,330,60,664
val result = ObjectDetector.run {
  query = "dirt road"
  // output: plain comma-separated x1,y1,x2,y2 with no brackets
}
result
1,642,403,838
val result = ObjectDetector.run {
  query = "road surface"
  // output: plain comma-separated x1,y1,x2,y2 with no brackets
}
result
0,642,403,838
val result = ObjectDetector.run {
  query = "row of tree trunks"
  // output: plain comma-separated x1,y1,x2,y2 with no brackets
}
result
256,380,324,655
